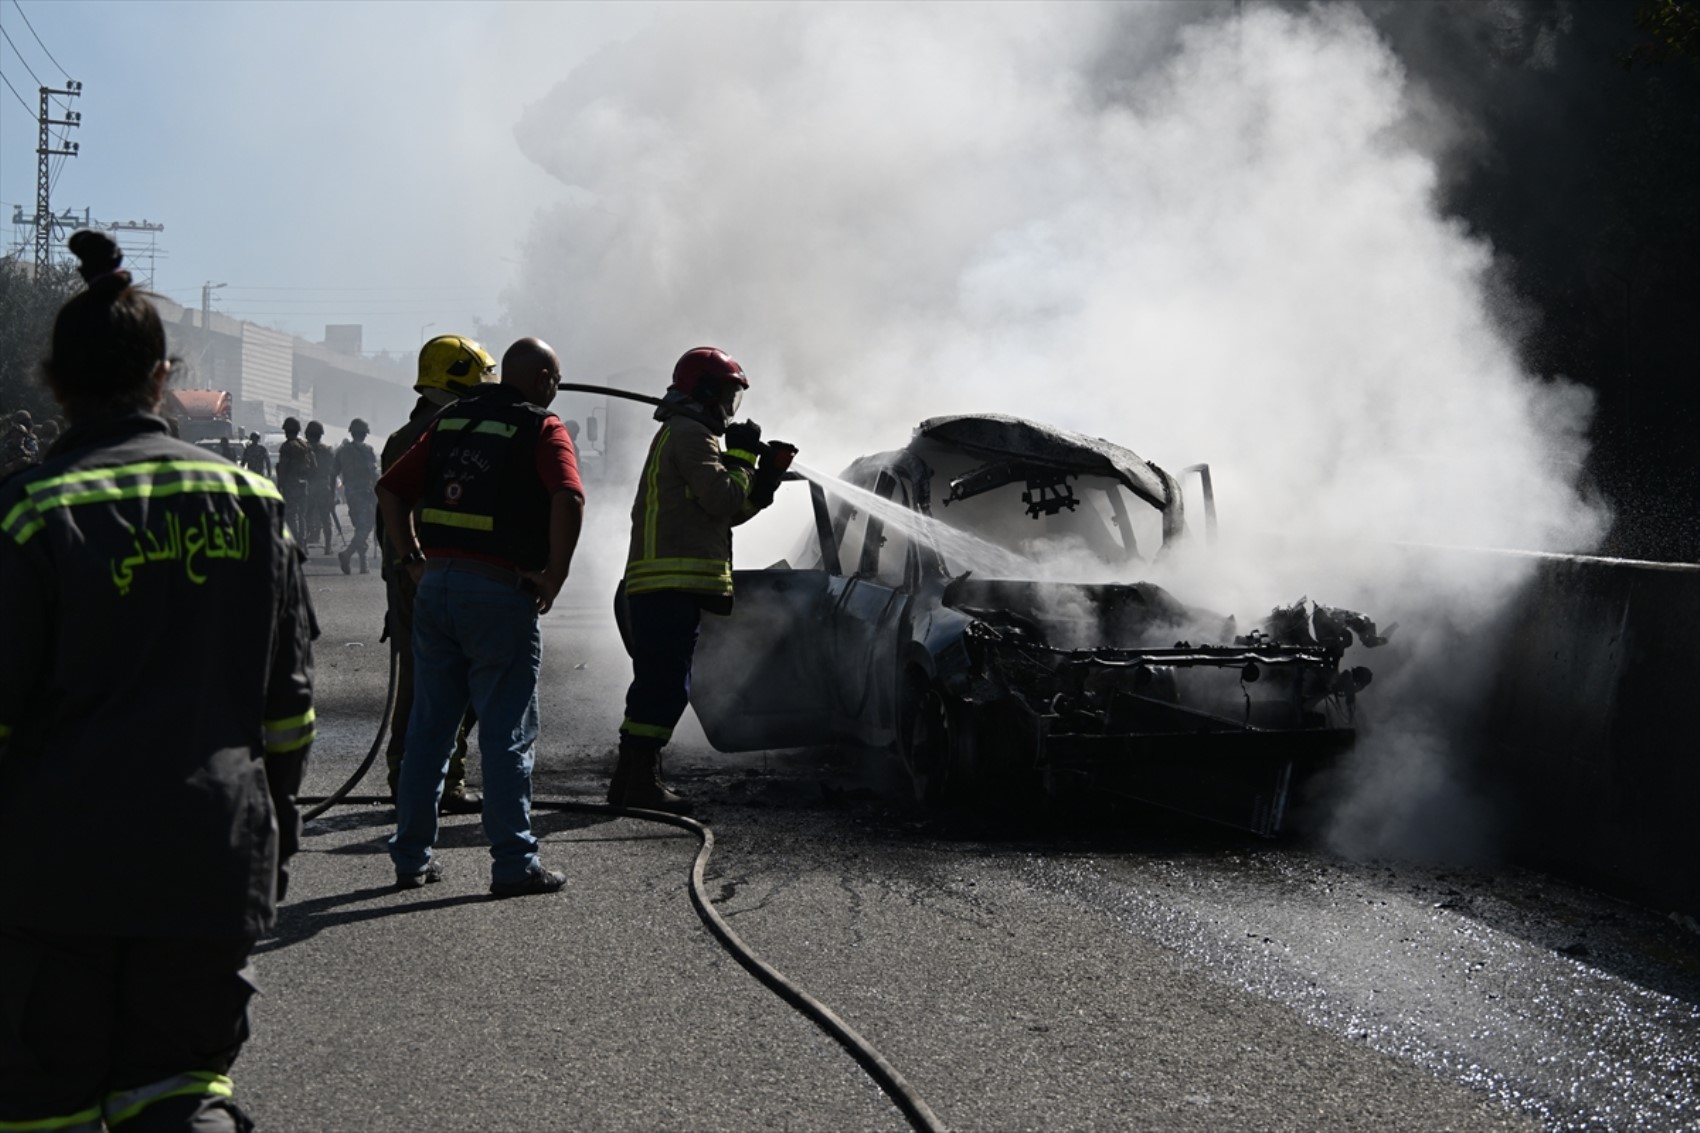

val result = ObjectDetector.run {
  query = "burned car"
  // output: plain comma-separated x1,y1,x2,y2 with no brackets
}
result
690,414,1386,835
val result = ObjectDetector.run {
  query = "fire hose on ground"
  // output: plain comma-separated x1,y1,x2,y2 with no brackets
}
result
299,383,947,1133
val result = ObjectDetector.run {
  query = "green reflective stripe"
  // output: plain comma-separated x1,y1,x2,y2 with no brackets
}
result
22,460,276,497
264,708,317,754
642,428,671,561
725,448,759,466
625,556,732,590
266,729,316,755
435,418,470,432
1,495,37,538
626,557,729,577
267,709,315,732
625,574,734,596
729,467,752,492
4,461,280,546
472,421,517,437
0,723,10,740
420,508,494,532
621,719,673,741
0,1106,103,1131
103,1073,233,1128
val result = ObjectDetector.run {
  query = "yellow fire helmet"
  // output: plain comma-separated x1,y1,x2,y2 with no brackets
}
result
416,334,497,404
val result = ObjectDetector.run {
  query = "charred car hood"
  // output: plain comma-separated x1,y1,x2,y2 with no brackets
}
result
916,414,1178,516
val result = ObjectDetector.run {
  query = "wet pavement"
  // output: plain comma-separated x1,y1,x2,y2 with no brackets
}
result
239,547,1700,1130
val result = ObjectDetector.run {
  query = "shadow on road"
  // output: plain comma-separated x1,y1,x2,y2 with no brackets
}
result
259,886,496,954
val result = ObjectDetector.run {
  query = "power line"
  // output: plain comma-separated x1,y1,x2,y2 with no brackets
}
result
217,297,494,306
218,310,486,317
0,24,44,87
221,284,498,293
0,66,30,115
9,0,65,79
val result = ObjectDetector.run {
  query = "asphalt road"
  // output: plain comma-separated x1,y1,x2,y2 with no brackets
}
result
236,544,1700,1132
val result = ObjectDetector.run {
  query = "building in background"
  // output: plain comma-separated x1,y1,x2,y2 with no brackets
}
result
149,294,414,441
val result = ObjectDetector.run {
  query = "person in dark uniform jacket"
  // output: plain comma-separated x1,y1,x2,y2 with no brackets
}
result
0,230,317,1133
239,432,271,478
275,416,314,538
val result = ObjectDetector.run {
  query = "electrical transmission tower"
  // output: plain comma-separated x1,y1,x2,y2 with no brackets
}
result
8,208,165,286
105,218,166,287
31,79,82,274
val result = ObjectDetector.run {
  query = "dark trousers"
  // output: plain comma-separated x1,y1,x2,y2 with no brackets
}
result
0,926,256,1131
384,568,472,796
307,485,338,553
280,482,308,544
345,489,375,557
617,586,704,750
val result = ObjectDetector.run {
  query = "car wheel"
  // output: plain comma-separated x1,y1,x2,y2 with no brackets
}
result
899,669,955,806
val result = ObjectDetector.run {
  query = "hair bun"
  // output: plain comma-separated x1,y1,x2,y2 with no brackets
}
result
67,229,126,286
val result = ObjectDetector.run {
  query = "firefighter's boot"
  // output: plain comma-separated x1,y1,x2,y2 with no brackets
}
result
338,548,353,574
607,741,690,814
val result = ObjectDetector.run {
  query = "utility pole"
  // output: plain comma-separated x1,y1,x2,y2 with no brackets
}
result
201,281,226,329
201,282,227,390
33,80,83,275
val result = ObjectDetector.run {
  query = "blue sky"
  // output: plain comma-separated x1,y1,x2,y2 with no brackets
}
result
0,0,650,356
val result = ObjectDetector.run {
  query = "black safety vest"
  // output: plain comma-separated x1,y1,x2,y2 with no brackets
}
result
417,385,555,570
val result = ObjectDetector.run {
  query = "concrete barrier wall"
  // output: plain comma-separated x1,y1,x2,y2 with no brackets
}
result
1480,554,1700,914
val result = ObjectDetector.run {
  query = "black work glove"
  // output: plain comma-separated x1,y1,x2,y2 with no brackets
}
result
722,420,765,470
748,441,798,510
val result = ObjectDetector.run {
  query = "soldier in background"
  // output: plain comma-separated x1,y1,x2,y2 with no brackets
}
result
336,418,379,575
303,421,338,556
275,418,314,537
240,432,271,478
0,411,40,480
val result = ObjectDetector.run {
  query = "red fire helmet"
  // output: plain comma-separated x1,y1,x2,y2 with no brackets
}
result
670,347,748,398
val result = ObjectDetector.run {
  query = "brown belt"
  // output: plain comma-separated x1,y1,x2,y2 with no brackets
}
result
422,557,525,588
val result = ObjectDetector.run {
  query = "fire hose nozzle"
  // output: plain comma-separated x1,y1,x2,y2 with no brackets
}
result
765,441,798,474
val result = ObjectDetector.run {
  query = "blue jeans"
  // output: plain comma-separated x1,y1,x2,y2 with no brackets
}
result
390,564,542,885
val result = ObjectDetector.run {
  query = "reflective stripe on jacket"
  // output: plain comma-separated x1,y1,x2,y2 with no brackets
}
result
625,413,754,598
102,1072,235,1128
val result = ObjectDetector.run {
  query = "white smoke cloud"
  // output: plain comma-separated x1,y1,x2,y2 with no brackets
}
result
510,0,1602,558
506,1,1608,857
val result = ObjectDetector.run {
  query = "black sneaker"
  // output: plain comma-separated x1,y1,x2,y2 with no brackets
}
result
396,859,444,890
489,866,565,898
439,789,483,815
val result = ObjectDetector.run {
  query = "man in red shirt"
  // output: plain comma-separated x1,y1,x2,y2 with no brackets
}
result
376,338,584,897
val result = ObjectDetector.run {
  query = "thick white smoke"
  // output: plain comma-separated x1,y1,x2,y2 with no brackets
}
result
506,1,1607,857
511,1,1600,555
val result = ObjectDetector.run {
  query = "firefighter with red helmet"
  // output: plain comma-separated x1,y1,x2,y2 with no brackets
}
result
609,346,794,812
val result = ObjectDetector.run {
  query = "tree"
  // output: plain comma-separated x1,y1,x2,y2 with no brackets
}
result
0,255,78,422
1626,0,1700,69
